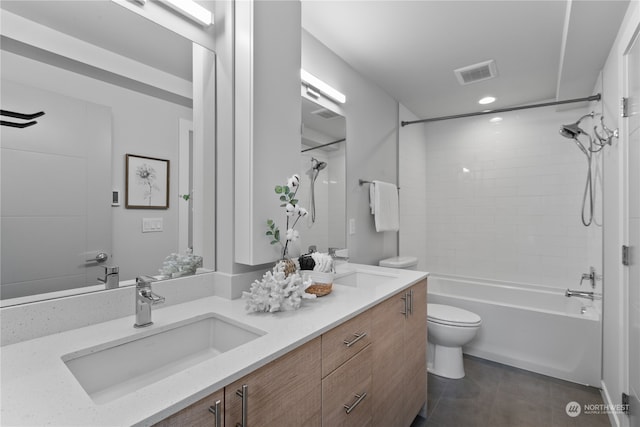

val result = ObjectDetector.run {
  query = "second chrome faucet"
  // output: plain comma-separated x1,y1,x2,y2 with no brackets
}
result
134,275,165,328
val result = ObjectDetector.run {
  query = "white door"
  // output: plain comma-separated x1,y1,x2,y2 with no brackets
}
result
625,25,640,427
0,80,112,299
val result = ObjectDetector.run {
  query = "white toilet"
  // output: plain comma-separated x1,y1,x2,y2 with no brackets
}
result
427,303,481,379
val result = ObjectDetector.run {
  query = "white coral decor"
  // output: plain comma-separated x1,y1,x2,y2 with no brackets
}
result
243,270,316,313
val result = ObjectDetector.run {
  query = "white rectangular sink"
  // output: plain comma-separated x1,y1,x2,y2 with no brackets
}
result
62,313,265,404
334,270,398,288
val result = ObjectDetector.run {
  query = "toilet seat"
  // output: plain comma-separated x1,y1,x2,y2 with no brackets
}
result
427,303,481,328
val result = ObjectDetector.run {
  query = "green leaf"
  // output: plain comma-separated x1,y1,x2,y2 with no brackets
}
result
290,199,298,205
274,230,280,240
280,195,287,201
284,186,290,195
270,240,279,245
280,203,287,207
275,186,283,194
267,219,274,226
266,231,272,236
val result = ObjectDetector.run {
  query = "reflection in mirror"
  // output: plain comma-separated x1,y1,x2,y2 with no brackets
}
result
0,1,215,305
297,97,346,255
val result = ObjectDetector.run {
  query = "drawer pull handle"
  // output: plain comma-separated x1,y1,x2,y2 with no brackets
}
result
344,392,367,414
401,294,408,318
343,331,367,347
208,399,222,427
235,384,248,427
409,289,414,315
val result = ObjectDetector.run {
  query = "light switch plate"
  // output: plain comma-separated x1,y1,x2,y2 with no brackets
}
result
142,218,163,233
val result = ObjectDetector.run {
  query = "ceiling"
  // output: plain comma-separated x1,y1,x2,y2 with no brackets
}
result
301,0,630,120
2,1,630,121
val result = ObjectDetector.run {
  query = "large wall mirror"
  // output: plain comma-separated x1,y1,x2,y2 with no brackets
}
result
0,1,215,305
297,96,346,255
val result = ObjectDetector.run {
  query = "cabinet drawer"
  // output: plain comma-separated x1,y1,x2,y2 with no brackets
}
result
322,344,372,427
322,310,371,377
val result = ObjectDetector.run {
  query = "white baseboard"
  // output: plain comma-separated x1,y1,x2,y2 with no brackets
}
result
601,380,622,427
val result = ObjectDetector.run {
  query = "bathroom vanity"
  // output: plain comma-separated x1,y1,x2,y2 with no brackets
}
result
0,265,427,426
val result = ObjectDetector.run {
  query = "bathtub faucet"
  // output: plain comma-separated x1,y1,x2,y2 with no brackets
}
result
565,289,601,300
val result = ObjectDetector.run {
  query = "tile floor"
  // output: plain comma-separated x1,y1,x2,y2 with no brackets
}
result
411,355,611,427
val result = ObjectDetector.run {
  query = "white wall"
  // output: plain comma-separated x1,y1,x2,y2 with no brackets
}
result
302,30,399,266
418,106,602,289
399,105,429,270
600,2,639,426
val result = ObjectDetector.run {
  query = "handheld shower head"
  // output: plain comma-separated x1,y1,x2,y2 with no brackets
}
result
559,123,583,139
311,158,327,171
559,112,594,140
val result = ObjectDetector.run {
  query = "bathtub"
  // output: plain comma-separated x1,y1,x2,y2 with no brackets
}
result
427,274,602,386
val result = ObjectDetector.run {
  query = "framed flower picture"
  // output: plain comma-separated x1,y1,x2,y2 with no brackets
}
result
125,154,170,209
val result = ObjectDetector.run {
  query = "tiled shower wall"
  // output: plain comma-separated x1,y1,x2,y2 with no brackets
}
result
402,105,603,290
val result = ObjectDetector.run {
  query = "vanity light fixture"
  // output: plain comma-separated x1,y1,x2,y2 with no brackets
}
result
478,96,496,105
301,69,346,104
158,0,212,26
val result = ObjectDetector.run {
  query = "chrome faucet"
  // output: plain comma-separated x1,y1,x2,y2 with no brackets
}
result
565,289,601,301
580,266,598,289
134,276,165,328
98,265,119,289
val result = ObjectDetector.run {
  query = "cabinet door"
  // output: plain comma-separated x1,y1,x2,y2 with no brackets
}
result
370,292,406,426
234,0,302,265
403,280,427,426
225,337,322,427
322,345,372,427
154,388,224,427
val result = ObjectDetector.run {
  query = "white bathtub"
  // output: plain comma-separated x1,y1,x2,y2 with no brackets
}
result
428,274,602,386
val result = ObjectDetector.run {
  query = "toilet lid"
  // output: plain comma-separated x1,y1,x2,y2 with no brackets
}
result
427,304,481,327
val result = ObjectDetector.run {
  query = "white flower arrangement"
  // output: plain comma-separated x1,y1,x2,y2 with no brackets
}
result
243,267,316,313
265,174,308,259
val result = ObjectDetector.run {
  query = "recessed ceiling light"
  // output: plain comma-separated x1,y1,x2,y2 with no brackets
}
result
478,96,496,105
489,117,503,123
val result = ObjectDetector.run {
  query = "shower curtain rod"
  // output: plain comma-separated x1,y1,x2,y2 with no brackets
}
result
301,138,346,153
400,93,601,127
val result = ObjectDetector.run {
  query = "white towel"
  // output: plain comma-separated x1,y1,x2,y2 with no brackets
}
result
370,180,399,232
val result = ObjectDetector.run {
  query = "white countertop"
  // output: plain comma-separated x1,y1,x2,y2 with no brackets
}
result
1,264,427,426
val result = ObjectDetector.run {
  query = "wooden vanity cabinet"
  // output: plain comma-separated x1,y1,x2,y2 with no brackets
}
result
153,388,224,427
371,279,427,427
225,337,322,427
154,280,426,427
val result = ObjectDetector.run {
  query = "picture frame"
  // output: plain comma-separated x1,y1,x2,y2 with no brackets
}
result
125,154,170,209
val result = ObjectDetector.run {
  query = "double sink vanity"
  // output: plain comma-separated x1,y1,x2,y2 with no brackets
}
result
1,264,427,426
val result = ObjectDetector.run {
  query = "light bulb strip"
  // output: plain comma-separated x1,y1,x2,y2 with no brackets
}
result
301,69,346,104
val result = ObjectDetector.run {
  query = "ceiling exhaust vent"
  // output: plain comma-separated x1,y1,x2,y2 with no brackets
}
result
312,107,341,119
454,60,498,85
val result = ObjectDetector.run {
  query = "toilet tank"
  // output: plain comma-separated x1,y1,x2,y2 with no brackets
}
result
379,256,418,270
